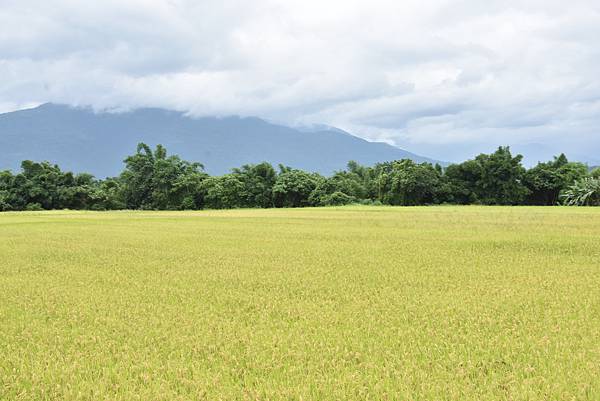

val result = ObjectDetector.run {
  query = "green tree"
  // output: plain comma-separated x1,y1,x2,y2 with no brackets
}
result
373,159,442,206
120,143,206,210
89,178,126,210
200,175,245,209
475,147,529,205
273,169,323,207
446,147,529,205
120,143,157,209
524,154,589,205
231,162,277,208
308,170,365,206
0,170,15,211
444,160,481,204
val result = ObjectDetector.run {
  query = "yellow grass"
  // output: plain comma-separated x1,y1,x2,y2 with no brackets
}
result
1,206,599,400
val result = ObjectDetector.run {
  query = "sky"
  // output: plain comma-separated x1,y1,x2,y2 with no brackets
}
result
1,0,599,164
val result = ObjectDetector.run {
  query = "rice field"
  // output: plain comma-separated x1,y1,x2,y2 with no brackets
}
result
1,206,600,400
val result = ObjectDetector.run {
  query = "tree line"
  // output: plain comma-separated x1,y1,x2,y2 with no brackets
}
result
1,143,599,211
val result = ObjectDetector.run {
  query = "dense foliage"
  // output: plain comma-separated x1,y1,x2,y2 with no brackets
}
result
561,178,600,206
0,143,596,211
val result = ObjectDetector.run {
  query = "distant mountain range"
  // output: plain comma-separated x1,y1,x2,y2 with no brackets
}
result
0,103,442,177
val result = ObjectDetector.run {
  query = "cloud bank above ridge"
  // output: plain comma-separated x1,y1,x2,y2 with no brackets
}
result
1,0,600,164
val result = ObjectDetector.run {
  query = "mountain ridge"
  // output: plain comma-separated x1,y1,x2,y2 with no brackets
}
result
0,103,443,177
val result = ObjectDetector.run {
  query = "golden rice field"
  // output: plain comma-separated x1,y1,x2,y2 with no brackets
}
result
1,206,600,400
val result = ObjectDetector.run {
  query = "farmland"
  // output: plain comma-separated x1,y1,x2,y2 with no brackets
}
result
1,206,600,400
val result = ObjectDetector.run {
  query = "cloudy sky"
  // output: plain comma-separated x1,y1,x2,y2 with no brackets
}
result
1,0,599,164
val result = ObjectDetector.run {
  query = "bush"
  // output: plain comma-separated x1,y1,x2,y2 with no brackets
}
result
25,202,43,211
319,191,355,206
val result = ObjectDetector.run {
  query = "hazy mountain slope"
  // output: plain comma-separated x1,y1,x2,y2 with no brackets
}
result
0,103,442,177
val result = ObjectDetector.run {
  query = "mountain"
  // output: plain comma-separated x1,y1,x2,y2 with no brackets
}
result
0,103,442,177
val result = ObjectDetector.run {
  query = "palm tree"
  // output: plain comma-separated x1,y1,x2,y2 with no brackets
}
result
561,178,600,206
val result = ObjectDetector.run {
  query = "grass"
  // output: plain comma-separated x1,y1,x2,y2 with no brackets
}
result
1,206,600,400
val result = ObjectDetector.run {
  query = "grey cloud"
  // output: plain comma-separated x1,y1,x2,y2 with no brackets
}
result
1,0,599,164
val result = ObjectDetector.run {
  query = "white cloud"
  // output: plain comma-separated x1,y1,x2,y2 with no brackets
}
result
1,0,599,164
